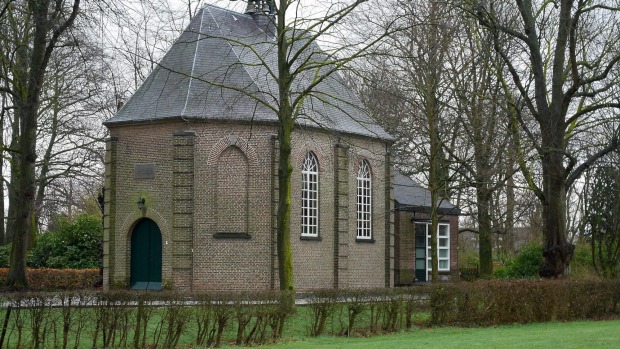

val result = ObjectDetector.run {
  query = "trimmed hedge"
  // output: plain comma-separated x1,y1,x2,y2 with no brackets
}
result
429,279,620,326
0,280,617,348
0,268,100,290
0,290,293,348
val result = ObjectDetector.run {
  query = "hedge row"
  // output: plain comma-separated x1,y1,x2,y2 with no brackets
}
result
0,280,618,348
0,268,100,290
429,279,620,326
0,291,293,349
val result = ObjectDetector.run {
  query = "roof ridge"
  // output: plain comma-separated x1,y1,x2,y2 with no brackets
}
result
203,5,266,111
181,8,206,117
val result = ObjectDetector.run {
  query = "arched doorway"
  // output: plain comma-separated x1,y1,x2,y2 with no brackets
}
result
130,219,162,290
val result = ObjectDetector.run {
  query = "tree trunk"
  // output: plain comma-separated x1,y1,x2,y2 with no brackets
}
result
477,189,493,277
276,116,295,291
0,107,4,245
275,0,294,291
5,94,21,246
428,95,440,283
6,0,80,289
8,0,50,289
539,127,574,277
505,175,515,253
9,107,37,289
0,162,4,246
34,85,60,223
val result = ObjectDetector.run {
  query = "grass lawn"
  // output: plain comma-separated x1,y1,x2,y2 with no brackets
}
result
256,320,620,349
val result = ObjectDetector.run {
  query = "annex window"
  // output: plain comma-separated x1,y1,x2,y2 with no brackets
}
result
356,160,372,239
415,222,450,281
301,152,319,237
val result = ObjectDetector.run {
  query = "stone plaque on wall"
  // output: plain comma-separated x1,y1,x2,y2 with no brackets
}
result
134,163,156,179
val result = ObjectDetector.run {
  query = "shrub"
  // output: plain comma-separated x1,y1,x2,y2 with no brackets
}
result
571,242,597,279
306,289,339,336
30,214,102,269
427,279,620,326
494,242,543,279
0,268,100,290
0,244,11,268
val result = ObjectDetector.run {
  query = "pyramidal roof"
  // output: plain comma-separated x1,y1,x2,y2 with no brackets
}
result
104,4,393,141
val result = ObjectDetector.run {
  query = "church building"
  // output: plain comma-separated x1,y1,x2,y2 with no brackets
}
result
102,3,395,291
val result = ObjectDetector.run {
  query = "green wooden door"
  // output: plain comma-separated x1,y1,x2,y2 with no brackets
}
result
130,219,162,290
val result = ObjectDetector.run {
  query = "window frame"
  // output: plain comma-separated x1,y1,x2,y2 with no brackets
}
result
356,160,372,240
301,152,319,237
420,222,451,272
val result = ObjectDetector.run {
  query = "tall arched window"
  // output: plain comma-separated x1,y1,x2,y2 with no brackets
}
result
301,152,319,237
357,160,372,239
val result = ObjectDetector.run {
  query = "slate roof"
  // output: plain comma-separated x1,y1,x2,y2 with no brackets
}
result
393,172,461,215
104,5,393,141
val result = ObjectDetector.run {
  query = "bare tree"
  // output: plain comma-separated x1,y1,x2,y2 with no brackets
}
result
357,0,458,281
32,38,107,230
470,0,620,277
0,0,81,288
445,16,517,277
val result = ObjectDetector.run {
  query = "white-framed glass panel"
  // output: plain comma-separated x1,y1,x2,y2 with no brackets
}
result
301,153,319,237
417,222,451,280
356,160,372,239
425,223,450,273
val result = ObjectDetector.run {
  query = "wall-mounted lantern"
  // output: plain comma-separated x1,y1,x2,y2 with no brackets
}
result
137,197,145,210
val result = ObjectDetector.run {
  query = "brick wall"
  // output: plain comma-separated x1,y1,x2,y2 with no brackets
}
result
105,120,392,291
106,123,177,288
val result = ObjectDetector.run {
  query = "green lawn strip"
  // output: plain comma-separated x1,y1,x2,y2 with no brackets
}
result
256,320,620,349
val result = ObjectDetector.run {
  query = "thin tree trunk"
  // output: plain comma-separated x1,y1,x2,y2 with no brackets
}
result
428,95,440,283
0,102,5,245
276,117,294,291
477,190,492,277
275,0,294,291
34,82,60,223
505,175,515,253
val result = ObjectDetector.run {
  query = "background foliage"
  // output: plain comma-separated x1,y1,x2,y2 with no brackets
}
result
0,214,102,270
493,242,544,279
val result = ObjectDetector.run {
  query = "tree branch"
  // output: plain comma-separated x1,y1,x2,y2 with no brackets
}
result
41,0,80,74
566,102,620,126
566,133,620,189
0,0,14,20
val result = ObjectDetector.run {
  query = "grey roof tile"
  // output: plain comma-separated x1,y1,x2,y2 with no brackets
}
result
105,5,392,141
393,172,461,215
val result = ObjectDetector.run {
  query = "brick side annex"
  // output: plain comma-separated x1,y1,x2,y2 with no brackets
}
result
393,173,461,284
102,4,395,292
